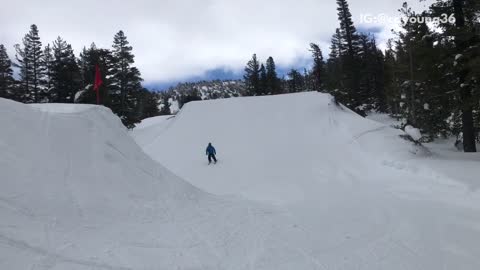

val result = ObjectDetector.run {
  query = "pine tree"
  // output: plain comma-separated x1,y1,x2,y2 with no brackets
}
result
452,0,480,152
14,24,46,103
77,43,115,105
429,0,478,151
325,29,344,96
244,54,261,96
77,46,89,90
136,88,160,119
336,0,362,112
336,0,360,58
383,3,461,141
357,34,387,112
371,38,387,112
159,93,172,115
0,44,15,99
42,44,54,99
50,37,81,103
389,7,433,137
304,68,313,91
265,56,280,94
309,43,325,91
330,28,344,60
178,87,202,108
384,39,401,116
259,63,267,95
287,69,305,93
111,30,144,128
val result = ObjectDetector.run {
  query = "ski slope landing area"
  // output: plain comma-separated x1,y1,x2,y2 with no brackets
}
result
0,98,332,270
134,92,480,269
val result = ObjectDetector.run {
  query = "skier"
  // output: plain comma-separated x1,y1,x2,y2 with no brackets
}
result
206,142,217,164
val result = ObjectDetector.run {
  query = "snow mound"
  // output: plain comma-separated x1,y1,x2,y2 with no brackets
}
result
134,92,480,270
134,115,173,130
131,115,175,147
405,125,422,141
0,98,310,270
136,92,428,203
29,103,98,113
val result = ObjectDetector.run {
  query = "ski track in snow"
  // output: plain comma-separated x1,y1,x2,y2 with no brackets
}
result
0,233,132,270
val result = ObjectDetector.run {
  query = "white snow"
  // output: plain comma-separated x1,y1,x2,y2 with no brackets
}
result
74,90,86,103
0,97,316,270
134,92,480,269
29,103,97,113
131,115,175,148
3,92,480,270
366,111,403,127
422,138,480,190
134,114,173,130
169,97,180,113
404,125,423,141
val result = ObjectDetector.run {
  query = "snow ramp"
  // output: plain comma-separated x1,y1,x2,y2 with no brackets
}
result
135,92,480,269
0,97,320,270
136,92,432,203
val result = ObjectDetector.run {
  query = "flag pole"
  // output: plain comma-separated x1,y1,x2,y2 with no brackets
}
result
94,64,103,105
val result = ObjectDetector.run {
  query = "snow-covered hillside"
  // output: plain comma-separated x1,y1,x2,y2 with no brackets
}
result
163,80,245,113
2,92,480,269
0,97,323,270
168,80,245,100
134,92,480,269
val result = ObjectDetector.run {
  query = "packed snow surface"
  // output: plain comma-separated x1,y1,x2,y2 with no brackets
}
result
1,91,479,270
0,98,315,270
134,92,480,269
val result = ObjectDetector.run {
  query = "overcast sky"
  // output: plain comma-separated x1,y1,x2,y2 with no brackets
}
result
0,0,432,89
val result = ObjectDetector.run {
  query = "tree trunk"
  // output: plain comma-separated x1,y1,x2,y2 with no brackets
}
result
453,0,477,152
461,93,477,152
408,42,416,126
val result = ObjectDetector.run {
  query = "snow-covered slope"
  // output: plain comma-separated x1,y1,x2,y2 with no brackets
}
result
133,115,175,147
0,98,315,270
136,92,431,202
134,92,480,269
3,92,480,269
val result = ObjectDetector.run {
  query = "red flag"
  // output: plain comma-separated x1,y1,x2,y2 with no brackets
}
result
93,65,103,104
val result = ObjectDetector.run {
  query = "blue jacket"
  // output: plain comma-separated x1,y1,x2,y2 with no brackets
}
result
206,144,216,155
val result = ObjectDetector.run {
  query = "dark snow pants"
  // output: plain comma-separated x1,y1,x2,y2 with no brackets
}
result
208,154,217,164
